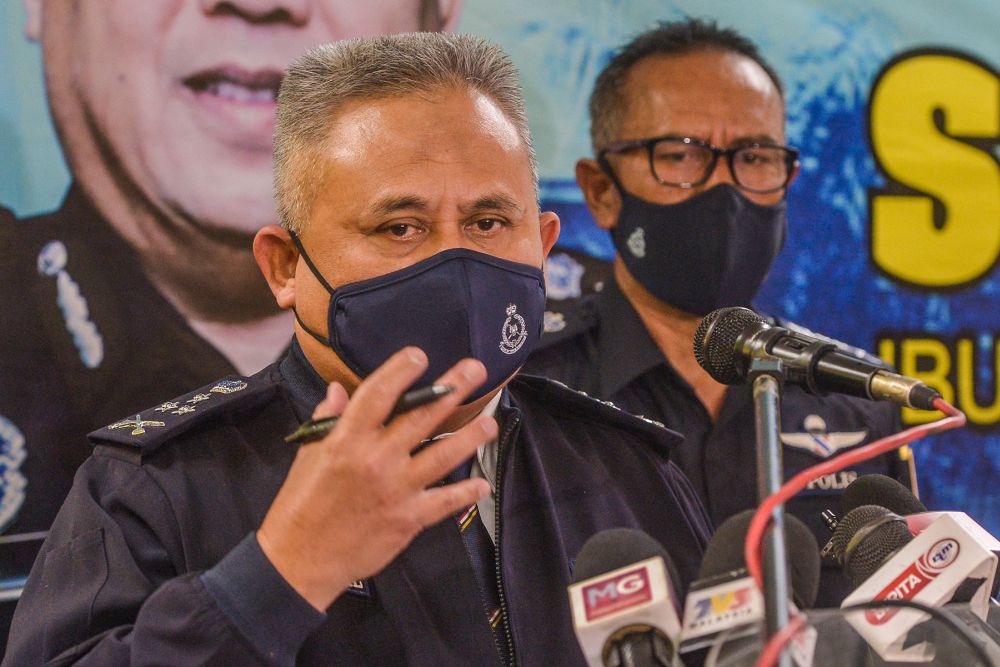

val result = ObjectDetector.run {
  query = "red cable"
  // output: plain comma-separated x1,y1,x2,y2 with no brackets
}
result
746,398,966,667
755,612,807,667
744,397,966,591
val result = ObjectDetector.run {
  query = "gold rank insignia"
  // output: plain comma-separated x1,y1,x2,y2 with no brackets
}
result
108,414,166,436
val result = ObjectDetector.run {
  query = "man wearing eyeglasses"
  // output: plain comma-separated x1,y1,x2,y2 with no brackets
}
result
525,18,912,606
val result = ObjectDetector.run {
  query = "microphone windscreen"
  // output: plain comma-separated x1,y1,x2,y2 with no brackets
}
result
840,474,926,516
698,510,821,608
830,504,913,586
693,307,765,385
571,528,671,584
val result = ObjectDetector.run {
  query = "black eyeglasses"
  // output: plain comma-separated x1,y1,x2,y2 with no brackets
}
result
599,135,800,194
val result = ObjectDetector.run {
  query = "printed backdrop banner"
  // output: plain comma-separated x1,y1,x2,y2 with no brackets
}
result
1,0,997,536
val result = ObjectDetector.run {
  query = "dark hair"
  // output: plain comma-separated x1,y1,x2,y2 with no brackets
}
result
589,18,784,151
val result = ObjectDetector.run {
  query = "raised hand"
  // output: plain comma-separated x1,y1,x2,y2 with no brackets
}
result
257,347,496,611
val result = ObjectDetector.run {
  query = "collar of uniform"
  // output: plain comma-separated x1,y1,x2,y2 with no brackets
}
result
278,339,329,422
594,278,668,397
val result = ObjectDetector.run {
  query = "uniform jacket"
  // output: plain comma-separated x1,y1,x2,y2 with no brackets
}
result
525,279,912,607
4,344,712,666
0,189,269,642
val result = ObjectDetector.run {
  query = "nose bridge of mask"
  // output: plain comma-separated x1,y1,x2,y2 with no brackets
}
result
326,251,476,382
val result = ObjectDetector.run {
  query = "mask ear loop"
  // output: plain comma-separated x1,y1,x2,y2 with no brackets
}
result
287,229,335,348
288,230,337,293
597,154,628,196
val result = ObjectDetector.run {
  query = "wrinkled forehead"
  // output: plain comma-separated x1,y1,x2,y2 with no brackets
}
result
320,87,523,162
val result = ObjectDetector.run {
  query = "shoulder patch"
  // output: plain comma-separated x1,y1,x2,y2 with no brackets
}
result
89,374,279,456
535,299,598,350
512,374,681,452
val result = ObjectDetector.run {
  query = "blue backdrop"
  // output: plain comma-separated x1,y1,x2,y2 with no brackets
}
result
1,0,997,533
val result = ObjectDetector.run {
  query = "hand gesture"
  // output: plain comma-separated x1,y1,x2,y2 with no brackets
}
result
257,347,495,610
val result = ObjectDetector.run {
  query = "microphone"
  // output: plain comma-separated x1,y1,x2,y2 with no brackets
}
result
841,474,927,518
679,510,820,661
693,307,941,410
820,474,927,562
831,504,1000,661
568,528,683,667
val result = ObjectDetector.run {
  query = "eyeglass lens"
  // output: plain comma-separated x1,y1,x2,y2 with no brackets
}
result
650,140,791,191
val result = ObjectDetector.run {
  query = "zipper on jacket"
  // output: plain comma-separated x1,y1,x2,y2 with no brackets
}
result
493,413,520,666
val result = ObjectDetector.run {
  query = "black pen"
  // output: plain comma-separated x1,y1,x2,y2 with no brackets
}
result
284,384,455,444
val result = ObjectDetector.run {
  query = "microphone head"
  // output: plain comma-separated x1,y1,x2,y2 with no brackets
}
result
830,504,913,587
572,528,672,584
698,510,821,608
569,529,683,666
693,307,766,385
841,474,926,516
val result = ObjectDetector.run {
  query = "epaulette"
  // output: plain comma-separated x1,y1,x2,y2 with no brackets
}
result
535,298,599,351
88,374,280,456
772,316,892,370
512,373,682,452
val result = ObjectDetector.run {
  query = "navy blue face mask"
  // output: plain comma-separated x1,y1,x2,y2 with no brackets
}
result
289,234,546,402
608,181,787,316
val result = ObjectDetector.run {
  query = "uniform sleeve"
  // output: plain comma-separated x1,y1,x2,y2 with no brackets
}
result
3,454,325,666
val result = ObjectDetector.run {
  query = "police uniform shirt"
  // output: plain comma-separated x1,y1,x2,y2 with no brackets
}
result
524,278,911,607
0,187,263,566
4,340,712,666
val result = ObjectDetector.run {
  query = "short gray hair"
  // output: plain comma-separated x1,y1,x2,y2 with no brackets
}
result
274,32,537,232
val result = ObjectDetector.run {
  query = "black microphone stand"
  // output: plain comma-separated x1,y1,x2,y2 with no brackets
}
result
749,357,793,667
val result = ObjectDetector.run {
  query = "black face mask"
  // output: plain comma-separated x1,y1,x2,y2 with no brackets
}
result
609,183,787,316
290,234,546,402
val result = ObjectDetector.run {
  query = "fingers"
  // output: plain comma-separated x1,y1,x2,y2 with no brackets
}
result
383,358,488,446
312,382,349,421
408,414,498,486
337,347,429,430
414,478,492,530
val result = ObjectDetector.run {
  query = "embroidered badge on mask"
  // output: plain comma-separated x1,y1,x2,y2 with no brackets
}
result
627,227,646,258
345,579,373,599
499,304,528,355
780,414,867,458
37,240,104,369
0,415,27,532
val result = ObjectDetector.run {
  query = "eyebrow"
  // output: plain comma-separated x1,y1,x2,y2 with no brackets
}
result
367,192,526,217
458,193,525,216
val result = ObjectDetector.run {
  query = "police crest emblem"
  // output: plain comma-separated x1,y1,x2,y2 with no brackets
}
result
211,380,248,395
627,227,646,258
499,304,528,355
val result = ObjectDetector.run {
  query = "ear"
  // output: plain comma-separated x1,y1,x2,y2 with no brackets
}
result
786,159,801,190
253,225,298,310
575,158,622,231
538,210,561,259
23,0,41,41
437,0,464,30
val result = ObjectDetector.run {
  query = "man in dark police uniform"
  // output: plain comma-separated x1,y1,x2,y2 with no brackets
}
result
524,19,913,606
5,33,711,665
0,0,462,639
